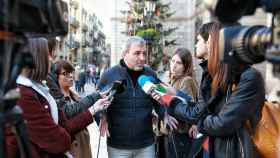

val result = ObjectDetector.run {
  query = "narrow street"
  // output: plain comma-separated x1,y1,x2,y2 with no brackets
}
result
79,83,108,158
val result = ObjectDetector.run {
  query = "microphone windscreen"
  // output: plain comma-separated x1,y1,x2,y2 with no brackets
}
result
148,76,156,83
155,84,167,93
111,80,126,94
99,80,125,96
138,75,151,87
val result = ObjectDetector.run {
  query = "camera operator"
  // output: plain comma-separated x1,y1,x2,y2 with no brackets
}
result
5,38,111,158
46,38,103,119
153,23,265,158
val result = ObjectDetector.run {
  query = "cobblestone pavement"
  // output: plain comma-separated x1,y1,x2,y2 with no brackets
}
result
78,83,108,158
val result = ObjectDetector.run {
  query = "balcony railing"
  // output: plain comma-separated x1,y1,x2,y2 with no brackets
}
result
70,17,80,29
70,0,79,9
89,30,94,37
67,40,80,49
82,40,90,48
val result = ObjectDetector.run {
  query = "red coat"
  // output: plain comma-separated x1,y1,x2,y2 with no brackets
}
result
6,85,93,158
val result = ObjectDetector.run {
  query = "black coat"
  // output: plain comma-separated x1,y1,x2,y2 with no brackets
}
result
169,67,265,158
97,63,165,149
199,60,212,103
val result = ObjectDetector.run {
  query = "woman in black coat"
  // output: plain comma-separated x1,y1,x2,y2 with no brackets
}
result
155,23,265,158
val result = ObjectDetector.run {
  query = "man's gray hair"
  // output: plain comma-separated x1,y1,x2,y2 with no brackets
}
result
123,36,146,53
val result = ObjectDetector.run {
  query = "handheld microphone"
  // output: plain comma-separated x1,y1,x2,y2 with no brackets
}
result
100,80,126,102
138,75,173,106
137,75,167,94
146,76,192,102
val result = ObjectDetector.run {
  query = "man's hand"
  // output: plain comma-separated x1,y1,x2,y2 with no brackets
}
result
163,112,178,131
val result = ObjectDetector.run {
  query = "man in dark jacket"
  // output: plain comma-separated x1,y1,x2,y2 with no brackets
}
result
97,36,168,158
195,22,214,90
46,37,101,118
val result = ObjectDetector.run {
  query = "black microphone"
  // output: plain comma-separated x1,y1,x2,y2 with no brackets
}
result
100,80,126,101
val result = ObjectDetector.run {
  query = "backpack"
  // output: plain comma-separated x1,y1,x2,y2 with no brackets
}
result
231,83,280,157
247,101,280,158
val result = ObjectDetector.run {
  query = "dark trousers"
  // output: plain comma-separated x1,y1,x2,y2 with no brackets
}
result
156,132,193,158
166,132,192,158
156,136,167,158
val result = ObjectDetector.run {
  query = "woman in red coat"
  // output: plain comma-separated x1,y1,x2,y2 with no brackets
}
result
5,38,110,158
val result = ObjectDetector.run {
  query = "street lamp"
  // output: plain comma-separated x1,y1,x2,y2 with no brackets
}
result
144,0,156,18
143,0,156,67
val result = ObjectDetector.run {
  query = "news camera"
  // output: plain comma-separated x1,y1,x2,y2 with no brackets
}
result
204,0,280,78
0,0,68,157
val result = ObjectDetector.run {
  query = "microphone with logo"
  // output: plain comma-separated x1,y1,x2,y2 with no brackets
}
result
96,80,126,119
99,80,126,102
138,75,204,139
137,75,174,106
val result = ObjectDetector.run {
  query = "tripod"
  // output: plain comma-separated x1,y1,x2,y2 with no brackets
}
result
0,34,33,158
0,95,32,158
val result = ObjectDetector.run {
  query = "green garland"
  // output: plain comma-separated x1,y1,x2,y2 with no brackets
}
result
136,28,160,41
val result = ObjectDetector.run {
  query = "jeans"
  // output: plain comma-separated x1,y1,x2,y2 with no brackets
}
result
75,81,80,92
107,144,155,158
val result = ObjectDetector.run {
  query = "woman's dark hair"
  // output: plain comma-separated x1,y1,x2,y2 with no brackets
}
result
54,60,74,76
47,37,57,57
197,22,215,41
171,48,195,78
27,38,49,82
207,22,230,96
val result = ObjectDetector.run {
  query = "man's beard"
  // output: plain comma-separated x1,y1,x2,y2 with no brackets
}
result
133,65,144,71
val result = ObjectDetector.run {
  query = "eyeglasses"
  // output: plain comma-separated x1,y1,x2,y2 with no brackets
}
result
60,71,73,77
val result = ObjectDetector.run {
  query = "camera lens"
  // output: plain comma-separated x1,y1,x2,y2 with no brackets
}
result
220,25,271,64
